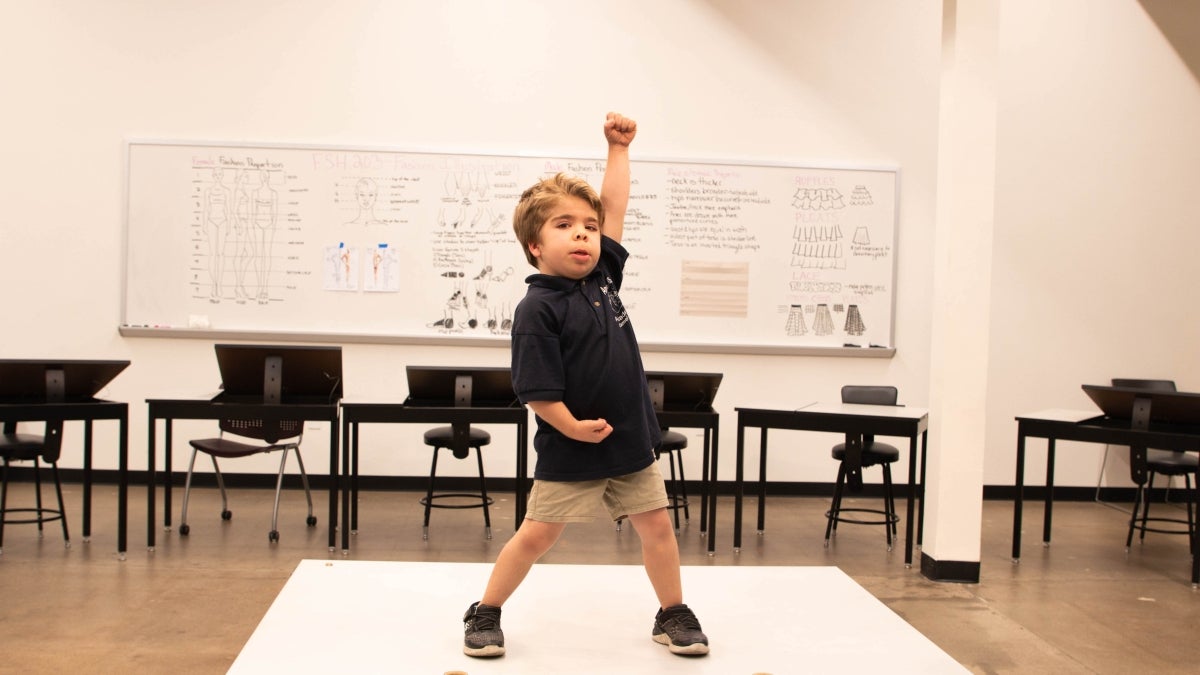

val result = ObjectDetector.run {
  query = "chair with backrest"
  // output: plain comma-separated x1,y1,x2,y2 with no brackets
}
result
824,385,901,550
1113,378,1198,551
181,417,316,543
0,420,70,553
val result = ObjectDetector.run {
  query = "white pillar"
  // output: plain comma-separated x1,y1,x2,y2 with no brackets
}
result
921,0,999,582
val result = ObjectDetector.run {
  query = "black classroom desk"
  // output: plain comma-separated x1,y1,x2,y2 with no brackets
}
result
1,398,129,557
734,403,930,567
339,399,528,552
655,405,720,556
1012,408,1200,584
145,396,341,550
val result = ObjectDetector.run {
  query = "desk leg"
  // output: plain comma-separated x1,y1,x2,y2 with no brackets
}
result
340,418,351,553
904,434,918,568
516,420,528,527
1043,438,1056,546
147,417,157,551
706,421,718,556
351,421,359,534
917,430,928,547
117,415,127,559
699,428,711,535
329,424,339,553
734,422,745,552
756,428,768,534
83,420,93,542
1011,431,1026,562
1191,479,1199,586
164,422,173,529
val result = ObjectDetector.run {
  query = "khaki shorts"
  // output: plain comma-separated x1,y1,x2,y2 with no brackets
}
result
525,462,670,523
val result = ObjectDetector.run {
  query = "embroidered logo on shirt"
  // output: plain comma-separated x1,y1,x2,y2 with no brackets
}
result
600,276,629,328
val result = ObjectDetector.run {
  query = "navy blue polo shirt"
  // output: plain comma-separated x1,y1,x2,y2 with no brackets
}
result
510,236,660,481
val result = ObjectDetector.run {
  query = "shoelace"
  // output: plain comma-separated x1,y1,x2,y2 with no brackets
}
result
664,610,701,630
471,611,500,631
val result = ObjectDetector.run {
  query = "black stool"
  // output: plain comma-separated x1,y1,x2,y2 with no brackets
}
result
1,423,70,554
420,425,494,540
824,440,900,550
1126,449,1198,550
657,429,690,531
823,385,902,551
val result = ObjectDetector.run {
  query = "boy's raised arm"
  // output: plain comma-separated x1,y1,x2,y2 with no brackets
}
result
600,112,637,243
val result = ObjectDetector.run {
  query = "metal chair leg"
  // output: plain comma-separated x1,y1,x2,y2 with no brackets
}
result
179,448,200,535
475,446,492,539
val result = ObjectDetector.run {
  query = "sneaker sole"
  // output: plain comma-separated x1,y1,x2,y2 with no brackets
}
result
652,632,710,655
463,644,505,658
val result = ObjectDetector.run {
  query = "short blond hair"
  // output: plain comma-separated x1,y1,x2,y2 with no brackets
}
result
512,173,604,268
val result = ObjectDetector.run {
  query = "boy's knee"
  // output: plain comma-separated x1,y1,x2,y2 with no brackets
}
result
511,520,563,553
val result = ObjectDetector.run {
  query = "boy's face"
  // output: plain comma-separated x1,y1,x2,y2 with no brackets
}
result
528,195,601,279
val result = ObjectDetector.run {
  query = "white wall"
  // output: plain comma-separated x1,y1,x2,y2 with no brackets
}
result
986,0,1200,489
3,1,1193,493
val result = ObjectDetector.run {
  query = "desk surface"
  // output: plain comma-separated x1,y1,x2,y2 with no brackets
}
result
799,402,929,420
1016,409,1100,423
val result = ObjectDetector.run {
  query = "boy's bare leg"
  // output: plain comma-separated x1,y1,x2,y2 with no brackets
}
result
627,507,683,608
480,519,566,606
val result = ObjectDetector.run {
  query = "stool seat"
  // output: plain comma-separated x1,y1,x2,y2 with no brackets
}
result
831,442,900,465
421,426,493,540
1145,449,1199,473
424,426,492,449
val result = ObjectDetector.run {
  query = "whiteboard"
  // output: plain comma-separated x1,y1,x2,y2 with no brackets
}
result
122,140,899,355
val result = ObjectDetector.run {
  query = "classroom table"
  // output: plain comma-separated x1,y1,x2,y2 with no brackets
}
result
1011,408,1200,584
144,395,341,551
733,403,929,566
1,398,130,557
339,399,528,552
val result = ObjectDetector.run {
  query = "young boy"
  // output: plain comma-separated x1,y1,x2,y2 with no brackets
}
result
461,112,709,658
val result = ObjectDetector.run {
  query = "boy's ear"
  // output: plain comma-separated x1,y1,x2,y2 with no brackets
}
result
528,241,542,259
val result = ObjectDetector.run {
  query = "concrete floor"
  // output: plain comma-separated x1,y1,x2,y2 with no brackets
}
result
1,482,1199,674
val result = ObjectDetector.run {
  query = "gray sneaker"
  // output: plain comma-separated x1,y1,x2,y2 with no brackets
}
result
652,604,710,655
463,601,505,657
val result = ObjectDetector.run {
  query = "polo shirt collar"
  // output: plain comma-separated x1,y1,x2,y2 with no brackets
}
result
525,272,595,291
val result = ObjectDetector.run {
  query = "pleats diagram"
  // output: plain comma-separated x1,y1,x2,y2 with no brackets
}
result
784,302,867,338
784,183,879,342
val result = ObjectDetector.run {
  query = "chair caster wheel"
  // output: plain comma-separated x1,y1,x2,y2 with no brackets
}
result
269,530,279,543
221,510,232,521
179,524,190,536
306,516,318,527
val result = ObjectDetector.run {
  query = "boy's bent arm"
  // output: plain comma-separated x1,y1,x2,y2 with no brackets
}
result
527,400,614,444
600,112,636,243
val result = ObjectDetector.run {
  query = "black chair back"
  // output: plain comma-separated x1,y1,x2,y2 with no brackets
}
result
841,385,898,406
218,418,302,444
1111,378,1176,392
